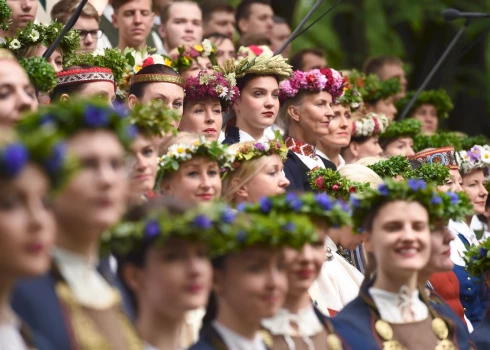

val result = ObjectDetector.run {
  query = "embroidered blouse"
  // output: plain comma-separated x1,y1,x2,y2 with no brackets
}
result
285,137,325,170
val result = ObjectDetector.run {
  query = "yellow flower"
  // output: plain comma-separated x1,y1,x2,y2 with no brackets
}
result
194,44,203,52
134,65,142,73
164,58,173,66
177,147,185,154
183,57,191,65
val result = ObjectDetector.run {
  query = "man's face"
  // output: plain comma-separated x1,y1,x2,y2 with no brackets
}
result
6,0,38,33
112,0,154,49
159,2,203,52
238,3,273,37
74,16,99,53
270,22,291,57
203,10,235,39
301,52,327,72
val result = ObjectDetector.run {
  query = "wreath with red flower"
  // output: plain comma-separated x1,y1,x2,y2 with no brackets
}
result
308,167,370,200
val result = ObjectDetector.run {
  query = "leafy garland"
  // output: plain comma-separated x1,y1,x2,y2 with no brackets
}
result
379,119,421,141
0,0,12,32
347,69,400,103
464,237,490,278
412,132,463,153
308,167,370,200
456,145,490,175
350,178,474,233
128,100,180,137
18,56,58,93
404,162,451,186
168,39,217,72
238,192,352,228
396,89,454,120
2,22,80,61
460,135,489,151
367,155,412,178
17,98,136,149
65,48,129,87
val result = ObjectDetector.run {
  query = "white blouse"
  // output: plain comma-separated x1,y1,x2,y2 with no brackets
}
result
369,288,428,324
315,150,346,169
213,321,267,350
0,310,28,350
448,220,479,267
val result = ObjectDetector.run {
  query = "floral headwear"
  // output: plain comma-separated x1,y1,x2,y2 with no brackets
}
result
347,70,401,104
404,163,451,186
1,129,76,190
222,137,289,178
56,67,116,92
0,0,12,32
456,145,490,175
367,155,412,179
156,136,232,185
396,89,454,120
127,100,180,136
351,113,391,139
236,45,273,59
238,192,352,228
279,68,344,103
336,76,363,111
19,57,58,93
167,39,217,72
308,167,370,200
410,147,459,170
379,119,421,142
184,71,239,112
464,237,490,279
17,98,137,149
2,22,80,61
350,178,474,233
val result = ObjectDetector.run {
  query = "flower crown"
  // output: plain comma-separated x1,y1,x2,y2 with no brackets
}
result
351,113,391,138
410,146,459,170
2,21,80,60
168,39,217,72
65,48,129,87
456,145,490,175
308,167,370,200
0,0,12,32
350,179,474,233
17,98,137,149
102,201,237,258
56,67,116,91
367,155,412,179
222,137,289,177
464,237,490,279
396,89,453,120
336,76,363,111
279,68,344,103
238,192,352,228
127,100,180,137
404,163,451,186
379,119,421,142
348,70,401,103
156,136,232,184
185,71,239,112
1,130,76,190
19,56,58,93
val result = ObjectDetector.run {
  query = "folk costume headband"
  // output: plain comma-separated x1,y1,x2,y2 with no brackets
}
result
130,73,185,88
57,67,116,91
411,146,459,170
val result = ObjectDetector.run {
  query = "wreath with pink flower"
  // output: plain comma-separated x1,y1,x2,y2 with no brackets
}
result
168,39,217,73
184,71,239,112
308,167,370,200
279,68,344,103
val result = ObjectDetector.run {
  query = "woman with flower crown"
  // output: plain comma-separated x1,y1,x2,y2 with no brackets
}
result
332,179,475,350
0,49,38,127
0,129,73,349
221,138,290,204
379,119,421,157
107,198,227,350
217,46,292,145
167,39,217,79
447,145,490,327
12,99,143,350
241,192,351,350
277,68,344,191
341,113,390,164
179,70,239,141
156,132,230,203
190,204,318,350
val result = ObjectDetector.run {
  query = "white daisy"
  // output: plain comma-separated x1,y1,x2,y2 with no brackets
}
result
28,29,40,42
202,39,213,57
9,39,21,50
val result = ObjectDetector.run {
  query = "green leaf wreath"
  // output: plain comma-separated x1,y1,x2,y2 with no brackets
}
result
379,119,422,141
367,155,412,179
464,237,490,278
18,57,58,93
128,100,180,136
308,167,370,200
0,0,12,32
404,162,451,186
396,89,454,120
347,69,401,103
412,132,463,153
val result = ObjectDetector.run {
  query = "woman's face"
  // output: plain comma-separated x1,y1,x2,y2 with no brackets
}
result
352,136,383,160
233,76,279,131
371,97,397,120
32,45,63,73
128,134,158,199
238,155,290,203
384,137,415,157
180,99,223,141
425,225,454,273
292,91,334,140
437,169,463,193
215,37,236,65
412,104,438,135
181,57,213,79
321,103,352,148
284,227,325,295
0,165,55,278
130,239,212,319
0,60,37,127
214,246,287,323
462,169,488,215
365,200,431,276
53,130,128,237
162,157,222,203
130,82,185,116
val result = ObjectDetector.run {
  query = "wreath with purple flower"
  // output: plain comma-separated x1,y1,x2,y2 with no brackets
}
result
464,237,490,281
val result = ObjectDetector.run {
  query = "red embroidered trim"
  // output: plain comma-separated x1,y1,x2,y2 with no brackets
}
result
285,136,316,157
56,67,116,91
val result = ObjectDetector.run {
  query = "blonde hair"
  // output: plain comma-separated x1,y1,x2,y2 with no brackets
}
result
221,141,274,203
338,164,383,189
355,156,387,167
20,44,63,60
276,92,308,135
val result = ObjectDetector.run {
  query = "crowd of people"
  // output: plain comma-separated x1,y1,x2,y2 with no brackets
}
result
0,0,490,349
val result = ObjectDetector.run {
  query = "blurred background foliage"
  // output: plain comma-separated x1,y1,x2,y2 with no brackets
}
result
228,0,490,136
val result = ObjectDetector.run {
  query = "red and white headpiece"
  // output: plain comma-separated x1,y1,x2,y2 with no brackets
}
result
56,67,116,91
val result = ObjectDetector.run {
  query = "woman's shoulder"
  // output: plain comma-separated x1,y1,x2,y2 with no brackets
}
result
222,126,240,146
188,338,216,350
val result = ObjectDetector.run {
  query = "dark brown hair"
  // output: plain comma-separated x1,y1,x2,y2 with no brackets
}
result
50,64,94,101
289,48,325,71
128,64,182,99
111,0,155,12
363,55,403,76
200,0,234,24
235,0,271,34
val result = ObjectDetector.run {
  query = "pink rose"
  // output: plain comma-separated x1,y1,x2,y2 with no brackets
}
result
332,184,339,191
315,176,325,189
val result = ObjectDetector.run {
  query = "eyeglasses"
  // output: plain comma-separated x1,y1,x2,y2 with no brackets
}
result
78,29,104,40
